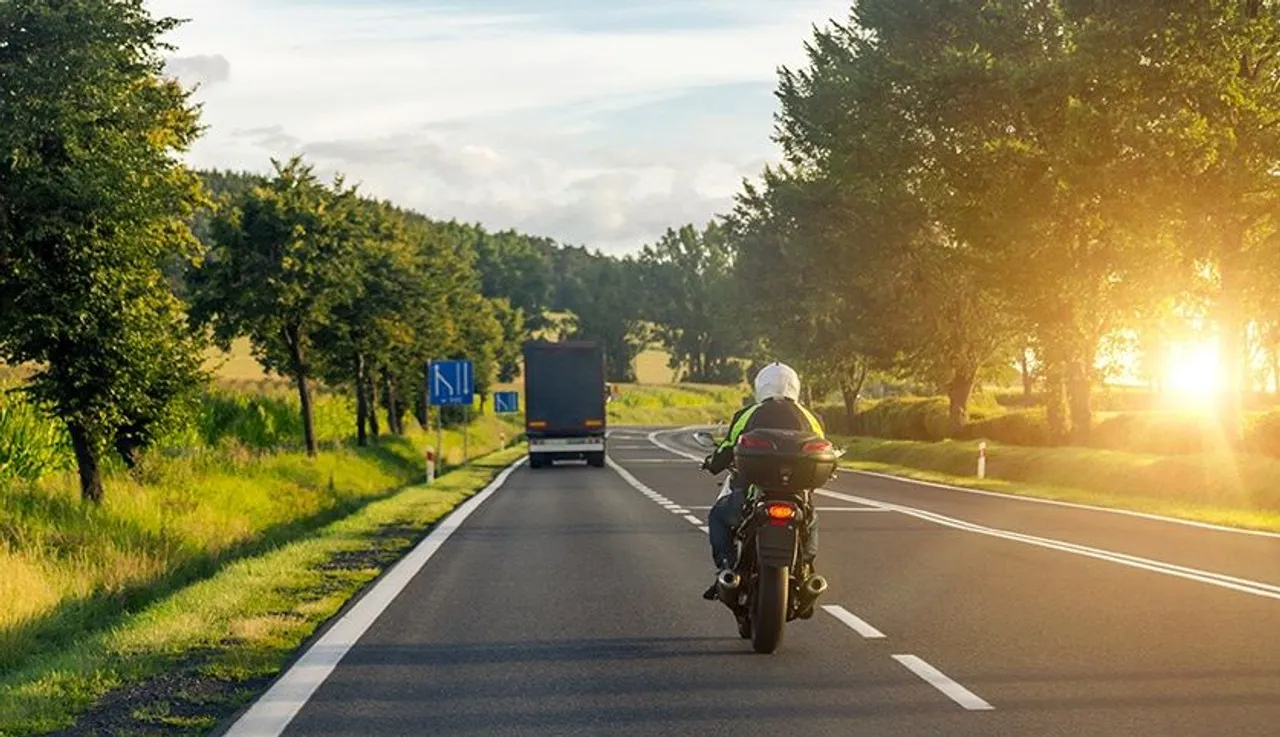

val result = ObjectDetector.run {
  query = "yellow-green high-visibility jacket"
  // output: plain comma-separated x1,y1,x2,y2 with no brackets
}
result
703,398,824,475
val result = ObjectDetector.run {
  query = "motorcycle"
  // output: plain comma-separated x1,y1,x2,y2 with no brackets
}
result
692,427,844,653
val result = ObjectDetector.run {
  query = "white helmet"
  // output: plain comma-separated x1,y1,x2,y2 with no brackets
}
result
754,362,801,403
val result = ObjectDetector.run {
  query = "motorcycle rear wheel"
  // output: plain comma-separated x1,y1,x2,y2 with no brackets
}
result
751,565,788,653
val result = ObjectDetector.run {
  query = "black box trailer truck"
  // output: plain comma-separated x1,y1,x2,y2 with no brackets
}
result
522,340,607,468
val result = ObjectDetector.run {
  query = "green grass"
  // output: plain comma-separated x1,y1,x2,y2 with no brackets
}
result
834,436,1280,532
0,446,525,736
0,413,519,683
0,393,73,485
606,383,745,426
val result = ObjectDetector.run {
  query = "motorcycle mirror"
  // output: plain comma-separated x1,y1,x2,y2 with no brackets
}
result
691,431,718,449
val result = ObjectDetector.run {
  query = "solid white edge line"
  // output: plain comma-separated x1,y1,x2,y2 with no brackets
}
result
821,605,886,639
817,488,1280,600
892,654,994,711
222,457,526,737
647,427,705,461
652,425,1280,540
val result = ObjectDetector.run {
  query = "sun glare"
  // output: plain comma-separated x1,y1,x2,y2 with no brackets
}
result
1162,339,1223,403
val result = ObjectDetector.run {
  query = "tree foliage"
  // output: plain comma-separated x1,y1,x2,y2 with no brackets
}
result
717,0,1279,443
0,0,208,502
638,222,746,384
190,157,367,456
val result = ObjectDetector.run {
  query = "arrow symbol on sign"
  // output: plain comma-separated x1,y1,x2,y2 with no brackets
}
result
433,365,454,395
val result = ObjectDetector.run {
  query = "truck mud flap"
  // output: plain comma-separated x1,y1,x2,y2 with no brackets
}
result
755,524,798,568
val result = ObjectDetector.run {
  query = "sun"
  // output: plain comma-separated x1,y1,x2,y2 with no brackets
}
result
1162,338,1223,404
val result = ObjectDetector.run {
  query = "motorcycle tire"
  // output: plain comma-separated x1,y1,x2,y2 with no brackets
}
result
751,564,788,653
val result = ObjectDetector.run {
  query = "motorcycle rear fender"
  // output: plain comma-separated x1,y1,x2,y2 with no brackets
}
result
754,522,798,568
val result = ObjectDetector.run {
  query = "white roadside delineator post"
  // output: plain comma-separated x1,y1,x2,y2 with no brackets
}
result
977,441,987,479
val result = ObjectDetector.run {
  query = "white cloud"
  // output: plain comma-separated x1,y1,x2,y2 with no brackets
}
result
148,0,850,252
163,54,230,88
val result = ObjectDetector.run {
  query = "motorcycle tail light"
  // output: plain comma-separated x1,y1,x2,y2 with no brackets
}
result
765,503,796,521
738,435,774,450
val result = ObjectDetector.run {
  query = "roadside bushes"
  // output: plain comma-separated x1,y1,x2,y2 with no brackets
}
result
956,409,1053,447
837,393,1280,460
196,388,355,451
817,394,1005,442
0,390,73,484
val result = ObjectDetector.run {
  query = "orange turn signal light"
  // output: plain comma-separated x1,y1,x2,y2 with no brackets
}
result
528,420,547,428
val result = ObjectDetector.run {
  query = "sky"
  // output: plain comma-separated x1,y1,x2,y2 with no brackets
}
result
149,0,852,254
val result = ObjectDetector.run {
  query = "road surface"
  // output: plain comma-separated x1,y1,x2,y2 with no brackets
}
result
224,426,1280,736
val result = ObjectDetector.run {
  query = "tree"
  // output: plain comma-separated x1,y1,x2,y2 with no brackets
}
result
1078,0,1280,443
639,222,747,384
732,10,1020,434
490,298,526,384
452,293,504,410
804,0,1178,442
470,229,554,332
190,156,366,457
311,200,435,445
0,0,207,502
561,255,645,382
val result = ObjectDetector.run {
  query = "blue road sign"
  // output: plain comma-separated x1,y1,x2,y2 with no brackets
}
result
494,391,519,414
429,360,474,406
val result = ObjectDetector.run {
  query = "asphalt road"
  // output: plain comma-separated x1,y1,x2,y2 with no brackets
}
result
226,426,1280,737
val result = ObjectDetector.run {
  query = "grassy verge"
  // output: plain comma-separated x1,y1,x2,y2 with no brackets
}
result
0,446,526,737
834,436,1280,532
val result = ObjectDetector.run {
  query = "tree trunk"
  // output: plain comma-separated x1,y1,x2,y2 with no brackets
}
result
840,361,868,434
840,385,859,435
1066,357,1092,446
1042,351,1068,446
1019,348,1034,397
68,421,104,504
1218,256,1245,447
355,353,369,447
414,381,428,429
946,365,977,437
367,374,381,439
285,325,317,457
384,370,403,435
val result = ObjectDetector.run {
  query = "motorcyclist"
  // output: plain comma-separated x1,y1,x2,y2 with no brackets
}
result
700,361,825,601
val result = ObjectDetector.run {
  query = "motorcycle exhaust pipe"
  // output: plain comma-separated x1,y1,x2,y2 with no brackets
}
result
716,570,741,605
802,574,828,600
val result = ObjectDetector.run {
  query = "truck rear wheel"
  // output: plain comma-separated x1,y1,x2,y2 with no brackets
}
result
528,455,546,470
587,452,605,468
